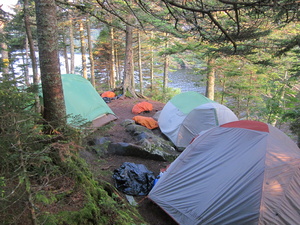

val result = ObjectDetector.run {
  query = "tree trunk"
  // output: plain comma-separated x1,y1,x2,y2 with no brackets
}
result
24,0,39,85
150,31,154,91
205,57,215,100
220,75,226,104
115,48,121,82
87,18,95,87
163,34,169,94
123,24,137,97
109,27,116,89
24,0,41,114
24,38,30,86
137,30,143,95
163,54,169,94
62,28,69,74
35,0,66,128
79,20,87,79
69,18,75,74
0,42,9,75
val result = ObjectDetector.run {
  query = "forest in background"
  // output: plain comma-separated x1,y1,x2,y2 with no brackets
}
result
1,0,299,131
1,0,300,224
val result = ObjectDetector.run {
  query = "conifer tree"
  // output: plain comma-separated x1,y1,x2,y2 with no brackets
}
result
35,0,66,128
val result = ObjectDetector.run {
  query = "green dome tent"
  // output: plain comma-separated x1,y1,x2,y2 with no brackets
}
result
158,91,238,149
149,120,300,224
41,74,117,128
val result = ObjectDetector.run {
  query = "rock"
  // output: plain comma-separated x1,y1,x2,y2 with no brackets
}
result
121,119,135,127
89,119,179,161
118,119,179,161
108,142,174,161
86,136,112,155
87,136,112,146
125,195,138,206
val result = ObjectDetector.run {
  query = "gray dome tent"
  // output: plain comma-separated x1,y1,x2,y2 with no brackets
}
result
149,120,300,225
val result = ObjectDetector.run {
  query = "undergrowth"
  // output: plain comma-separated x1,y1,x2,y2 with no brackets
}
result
0,76,146,224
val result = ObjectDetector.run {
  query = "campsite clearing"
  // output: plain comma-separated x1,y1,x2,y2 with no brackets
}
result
81,96,299,225
81,96,178,225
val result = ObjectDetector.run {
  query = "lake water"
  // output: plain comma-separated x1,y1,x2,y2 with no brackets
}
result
168,69,206,94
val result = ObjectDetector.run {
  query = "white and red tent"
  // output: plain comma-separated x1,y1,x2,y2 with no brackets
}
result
149,120,300,225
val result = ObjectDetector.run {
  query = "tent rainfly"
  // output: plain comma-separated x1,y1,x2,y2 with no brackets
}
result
158,91,238,148
59,74,116,127
149,120,300,225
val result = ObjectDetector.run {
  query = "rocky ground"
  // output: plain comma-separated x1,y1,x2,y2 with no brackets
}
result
81,96,178,225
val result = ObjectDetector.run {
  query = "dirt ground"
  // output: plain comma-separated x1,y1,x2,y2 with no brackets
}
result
82,96,178,225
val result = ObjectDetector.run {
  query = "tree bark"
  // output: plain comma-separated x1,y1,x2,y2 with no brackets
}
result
150,31,154,91
163,34,169,94
115,48,121,82
35,0,66,128
24,0,41,114
137,30,143,95
205,57,215,100
24,0,39,85
79,20,87,79
122,24,137,97
109,27,116,89
87,18,95,87
62,28,69,74
69,18,75,74
0,42,9,75
24,37,30,86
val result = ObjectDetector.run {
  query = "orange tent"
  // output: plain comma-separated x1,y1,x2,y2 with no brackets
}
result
133,116,158,129
101,91,116,98
132,102,153,114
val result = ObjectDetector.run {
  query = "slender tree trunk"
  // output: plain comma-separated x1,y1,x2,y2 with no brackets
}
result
62,28,69,74
115,48,121,82
35,0,66,128
24,37,30,86
237,88,241,117
1,42,9,75
220,75,226,104
69,18,75,74
109,27,116,89
0,18,9,76
246,72,254,120
79,20,87,79
131,48,135,89
150,31,154,91
163,34,169,94
24,0,39,85
24,0,41,114
206,57,215,100
163,54,169,93
123,24,137,97
137,30,143,95
87,18,95,87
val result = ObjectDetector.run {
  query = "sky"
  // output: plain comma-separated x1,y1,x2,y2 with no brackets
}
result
0,0,18,13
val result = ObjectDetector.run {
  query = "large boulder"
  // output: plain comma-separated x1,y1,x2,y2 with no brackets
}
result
87,119,179,161
112,119,179,161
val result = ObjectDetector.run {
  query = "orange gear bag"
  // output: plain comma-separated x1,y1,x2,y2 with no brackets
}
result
133,116,158,129
132,102,153,114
